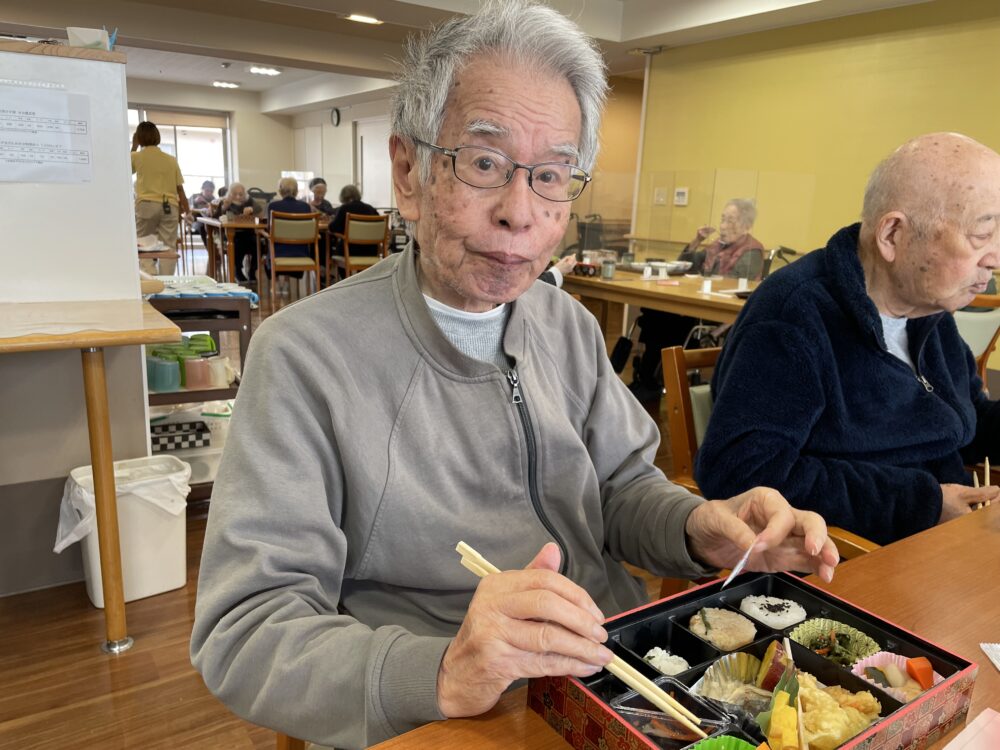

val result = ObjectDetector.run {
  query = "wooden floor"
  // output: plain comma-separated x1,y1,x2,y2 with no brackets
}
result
0,251,669,749
0,503,274,749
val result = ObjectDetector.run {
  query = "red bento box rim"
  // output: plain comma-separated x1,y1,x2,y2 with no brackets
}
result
583,571,978,748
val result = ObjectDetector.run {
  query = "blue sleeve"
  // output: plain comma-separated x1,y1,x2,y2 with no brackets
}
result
694,320,941,545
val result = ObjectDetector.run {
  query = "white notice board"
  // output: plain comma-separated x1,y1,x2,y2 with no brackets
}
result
0,43,139,302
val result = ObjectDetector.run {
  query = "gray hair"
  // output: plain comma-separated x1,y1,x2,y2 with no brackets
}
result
277,177,298,198
390,0,607,183
339,184,362,203
726,198,757,229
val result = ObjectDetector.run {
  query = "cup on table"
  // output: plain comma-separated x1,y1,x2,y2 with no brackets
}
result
208,356,236,388
642,266,653,280
601,260,616,280
657,266,668,279
700,278,713,294
737,277,749,291
220,214,230,224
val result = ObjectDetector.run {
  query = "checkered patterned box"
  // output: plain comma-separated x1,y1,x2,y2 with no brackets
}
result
150,421,211,453
528,572,977,750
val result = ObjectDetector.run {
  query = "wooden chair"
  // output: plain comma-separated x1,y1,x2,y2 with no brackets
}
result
956,293,1000,385
276,732,306,750
657,345,879,598
328,213,389,284
259,211,322,311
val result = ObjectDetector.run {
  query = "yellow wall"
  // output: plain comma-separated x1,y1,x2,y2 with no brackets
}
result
563,76,643,252
636,0,1000,253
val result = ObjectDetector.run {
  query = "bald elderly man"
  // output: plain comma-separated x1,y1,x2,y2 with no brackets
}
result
697,133,1000,545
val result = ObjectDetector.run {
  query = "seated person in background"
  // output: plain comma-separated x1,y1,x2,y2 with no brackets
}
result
308,177,336,216
190,180,216,212
629,199,765,403
267,177,314,258
212,182,263,282
190,4,838,748
330,183,380,247
539,254,577,287
189,180,216,247
680,198,765,280
696,132,1000,546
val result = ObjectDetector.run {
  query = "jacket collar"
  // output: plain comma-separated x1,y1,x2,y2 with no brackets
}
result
392,245,529,378
824,223,945,354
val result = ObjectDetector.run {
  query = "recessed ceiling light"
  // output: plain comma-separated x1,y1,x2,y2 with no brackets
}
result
212,80,240,88
345,13,383,25
249,65,282,76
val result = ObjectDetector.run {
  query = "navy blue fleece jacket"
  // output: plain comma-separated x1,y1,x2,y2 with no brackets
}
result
696,224,1000,544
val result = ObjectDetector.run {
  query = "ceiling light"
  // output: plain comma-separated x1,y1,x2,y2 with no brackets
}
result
345,13,383,25
249,65,282,76
212,80,240,89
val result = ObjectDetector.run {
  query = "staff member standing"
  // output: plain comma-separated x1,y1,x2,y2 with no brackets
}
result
131,121,188,275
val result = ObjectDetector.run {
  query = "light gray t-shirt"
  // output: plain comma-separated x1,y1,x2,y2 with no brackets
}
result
880,313,914,370
423,295,510,370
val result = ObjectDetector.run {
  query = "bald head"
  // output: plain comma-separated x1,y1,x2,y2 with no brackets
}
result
859,132,1000,317
862,133,1000,240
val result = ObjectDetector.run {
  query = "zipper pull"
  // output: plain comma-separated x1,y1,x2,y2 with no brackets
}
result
506,369,523,404
916,374,934,393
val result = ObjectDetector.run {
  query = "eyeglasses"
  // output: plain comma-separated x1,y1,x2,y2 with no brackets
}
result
413,138,590,202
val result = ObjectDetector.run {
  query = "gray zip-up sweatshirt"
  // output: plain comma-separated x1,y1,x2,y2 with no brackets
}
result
191,247,710,748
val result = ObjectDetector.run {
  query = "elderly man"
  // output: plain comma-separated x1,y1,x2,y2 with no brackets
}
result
681,198,765,279
697,133,1000,546
190,3,837,748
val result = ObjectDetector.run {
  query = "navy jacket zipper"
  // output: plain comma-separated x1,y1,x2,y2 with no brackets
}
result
506,368,568,574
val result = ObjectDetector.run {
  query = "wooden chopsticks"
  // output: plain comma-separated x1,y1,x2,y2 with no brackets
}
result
974,457,993,510
455,542,707,739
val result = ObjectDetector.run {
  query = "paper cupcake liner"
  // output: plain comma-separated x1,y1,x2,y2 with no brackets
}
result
851,651,944,702
690,736,757,750
788,618,880,664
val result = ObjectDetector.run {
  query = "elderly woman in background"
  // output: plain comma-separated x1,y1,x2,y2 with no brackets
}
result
330,183,379,238
267,177,313,258
212,182,263,282
680,198,765,279
131,121,188,275
308,177,336,216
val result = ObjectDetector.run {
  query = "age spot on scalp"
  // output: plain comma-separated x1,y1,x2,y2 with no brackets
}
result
544,210,551,218
919,266,929,272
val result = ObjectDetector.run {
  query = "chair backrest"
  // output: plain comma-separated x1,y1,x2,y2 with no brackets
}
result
346,213,388,242
271,211,319,244
954,308,1000,359
661,346,721,481
659,344,878,562
344,213,388,258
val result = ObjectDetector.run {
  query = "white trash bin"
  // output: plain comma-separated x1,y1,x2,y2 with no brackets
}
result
54,455,191,608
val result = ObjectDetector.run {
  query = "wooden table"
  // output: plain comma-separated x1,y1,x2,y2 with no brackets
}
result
562,271,752,341
200,216,264,283
372,504,1000,750
0,300,180,653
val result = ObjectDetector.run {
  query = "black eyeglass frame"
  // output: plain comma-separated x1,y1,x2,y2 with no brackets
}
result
413,138,591,203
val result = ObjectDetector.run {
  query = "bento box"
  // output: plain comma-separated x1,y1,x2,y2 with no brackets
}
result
528,572,977,750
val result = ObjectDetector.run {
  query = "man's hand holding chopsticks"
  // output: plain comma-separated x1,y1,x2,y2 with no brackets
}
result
684,487,839,583
437,542,614,718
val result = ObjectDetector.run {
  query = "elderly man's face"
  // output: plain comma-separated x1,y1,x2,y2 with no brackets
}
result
229,185,247,203
406,57,581,311
718,204,749,244
891,162,1000,314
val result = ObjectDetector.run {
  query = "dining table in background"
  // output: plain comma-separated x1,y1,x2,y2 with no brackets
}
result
561,271,753,349
0,299,180,654
199,215,265,283
370,502,1000,750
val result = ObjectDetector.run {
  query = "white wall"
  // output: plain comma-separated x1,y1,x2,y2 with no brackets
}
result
292,99,392,202
126,78,296,193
